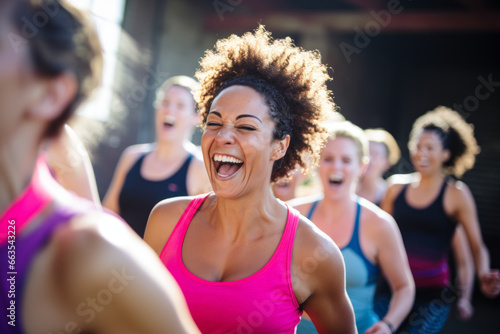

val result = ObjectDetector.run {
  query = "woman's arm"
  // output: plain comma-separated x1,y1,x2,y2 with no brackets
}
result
452,181,500,298
451,226,475,320
52,212,200,333
293,219,357,334
366,214,415,334
102,144,147,214
46,124,101,207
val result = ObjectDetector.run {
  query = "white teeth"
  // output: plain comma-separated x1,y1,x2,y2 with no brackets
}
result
329,175,343,182
214,154,243,164
164,115,175,125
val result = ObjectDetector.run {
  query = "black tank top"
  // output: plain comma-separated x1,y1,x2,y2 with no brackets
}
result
394,179,457,289
118,152,193,237
376,179,457,301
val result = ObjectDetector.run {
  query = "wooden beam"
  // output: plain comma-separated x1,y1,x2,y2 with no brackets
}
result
342,0,387,11
456,0,492,10
204,11,500,33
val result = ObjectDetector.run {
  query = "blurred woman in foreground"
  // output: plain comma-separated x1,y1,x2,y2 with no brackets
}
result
0,1,199,333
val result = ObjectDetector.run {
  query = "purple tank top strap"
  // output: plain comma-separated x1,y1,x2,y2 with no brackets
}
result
0,196,95,334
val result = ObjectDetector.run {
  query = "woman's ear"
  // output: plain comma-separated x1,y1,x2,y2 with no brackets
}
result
271,135,290,161
360,156,370,178
26,72,77,122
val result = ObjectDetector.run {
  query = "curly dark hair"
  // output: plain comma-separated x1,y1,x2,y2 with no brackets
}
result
408,106,480,178
7,0,103,139
195,25,336,182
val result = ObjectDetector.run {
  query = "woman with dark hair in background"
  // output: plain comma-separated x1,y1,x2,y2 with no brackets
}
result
359,129,475,323
144,26,356,333
375,106,500,333
292,121,414,334
104,75,210,237
0,1,199,333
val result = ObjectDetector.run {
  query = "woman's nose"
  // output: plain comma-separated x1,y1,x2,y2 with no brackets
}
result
215,126,235,145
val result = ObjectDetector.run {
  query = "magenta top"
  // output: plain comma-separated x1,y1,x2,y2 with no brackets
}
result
160,194,302,334
1,158,96,334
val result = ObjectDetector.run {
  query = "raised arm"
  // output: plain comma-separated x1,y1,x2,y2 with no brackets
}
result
452,182,500,298
52,212,200,334
293,220,357,334
451,226,475,320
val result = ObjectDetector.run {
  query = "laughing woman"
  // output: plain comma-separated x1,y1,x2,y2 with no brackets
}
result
291,122,415,334
144,26,356,334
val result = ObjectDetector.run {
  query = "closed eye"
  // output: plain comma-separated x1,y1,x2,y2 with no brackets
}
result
237,126,256,131
206,122,222,127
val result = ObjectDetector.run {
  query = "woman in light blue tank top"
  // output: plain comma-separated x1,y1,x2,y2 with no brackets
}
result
290,121,415,334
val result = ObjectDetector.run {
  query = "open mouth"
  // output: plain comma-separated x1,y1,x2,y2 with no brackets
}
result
213,154,243,178
213,154,244,178
163,115,176,129
328,175,343,186
416,159,429,168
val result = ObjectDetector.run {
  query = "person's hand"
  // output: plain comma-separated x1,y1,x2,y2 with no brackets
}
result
456,297,474,321
365,320,393,334
479,269,500,298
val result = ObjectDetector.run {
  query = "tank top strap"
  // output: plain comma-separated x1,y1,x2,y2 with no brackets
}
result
346,197,378,284
345,198,362,251
184,153,194,167
161,193,211,258
129,151,148,175
0,157,54,245
283,204,300,248
180,192,208,225
435,177,449,206
394,183,410,208
282,203,301,309
175,153,194,185
306,200,320,220
137,151,149,165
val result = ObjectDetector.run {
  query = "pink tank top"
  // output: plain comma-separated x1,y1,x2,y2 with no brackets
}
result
160,194,302,334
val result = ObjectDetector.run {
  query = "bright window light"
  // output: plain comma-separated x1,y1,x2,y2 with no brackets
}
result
69,0,126,121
